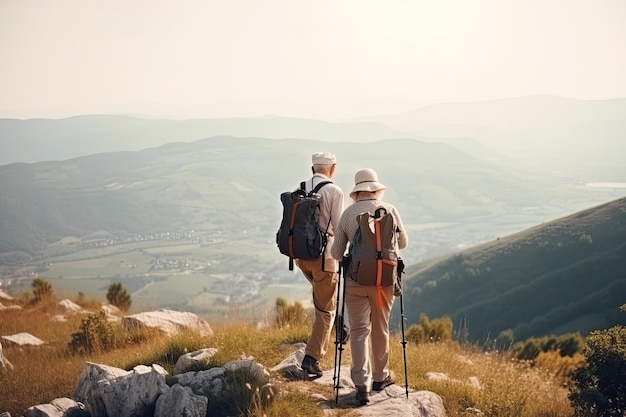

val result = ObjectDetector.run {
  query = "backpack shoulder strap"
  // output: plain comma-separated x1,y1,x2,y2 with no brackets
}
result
312,180,332,194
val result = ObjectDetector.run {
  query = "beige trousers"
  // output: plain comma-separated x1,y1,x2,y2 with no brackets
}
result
344,278,395,387
296,257,338,361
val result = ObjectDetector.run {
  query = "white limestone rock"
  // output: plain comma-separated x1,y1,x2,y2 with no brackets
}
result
270,342,309,381
101,304,121,316
24,397,88,417
154,384,208,417
173,348,218,375
0,342,14,371
73,362,169,417
0,289,14,301
1,332,45,347
57,299,83,313
122,309,213,336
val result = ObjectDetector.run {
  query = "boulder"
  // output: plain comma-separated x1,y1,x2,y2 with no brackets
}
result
173,348,218,375
73,362,169,417
270,342,309,381
122,309,213,336
101,304,121,316
154,384,207,417
175,360,271,395
0,289,13,301
0,342,14,371
23,397,88,417
57,299,83,313
1,332,45,347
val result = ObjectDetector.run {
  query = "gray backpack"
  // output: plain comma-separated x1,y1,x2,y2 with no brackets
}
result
346,207,399,288
276,181,331,270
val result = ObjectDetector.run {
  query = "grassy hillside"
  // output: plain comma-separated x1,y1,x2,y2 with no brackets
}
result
0,296,576,417
402,197,626,342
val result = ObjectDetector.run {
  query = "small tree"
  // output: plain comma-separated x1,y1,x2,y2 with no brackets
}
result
569,304,626,417
31,278,53,303
106,282,132,312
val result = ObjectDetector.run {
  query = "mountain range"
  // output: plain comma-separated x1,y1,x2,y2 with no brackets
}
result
1,95,625,342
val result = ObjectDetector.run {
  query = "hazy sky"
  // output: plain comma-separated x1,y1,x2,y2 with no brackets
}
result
1,0,625,120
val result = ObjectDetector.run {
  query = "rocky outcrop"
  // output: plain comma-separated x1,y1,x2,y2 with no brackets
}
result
73,363,169,417
122,309,213,336
273,344,450,417
2,336,453,417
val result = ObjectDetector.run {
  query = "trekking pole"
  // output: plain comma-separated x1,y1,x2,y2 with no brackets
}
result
398,259,409,399
333,260,345,404
400,290,409,398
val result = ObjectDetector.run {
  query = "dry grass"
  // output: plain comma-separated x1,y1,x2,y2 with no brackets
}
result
385,340,574,417
1,302,577,417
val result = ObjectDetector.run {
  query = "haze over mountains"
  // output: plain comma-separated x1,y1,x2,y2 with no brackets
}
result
2,95,625,182
1,95,624,341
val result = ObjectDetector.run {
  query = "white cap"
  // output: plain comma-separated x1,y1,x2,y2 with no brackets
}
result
312,151,337,165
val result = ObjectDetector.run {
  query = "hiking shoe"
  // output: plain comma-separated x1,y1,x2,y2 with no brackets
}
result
372,370,396,391
356,385,369,406
301,354,323,377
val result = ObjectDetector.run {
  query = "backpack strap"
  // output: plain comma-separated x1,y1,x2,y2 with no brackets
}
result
311,180,332,270
286,194,303,271
311,180,331,194
373,207,397,308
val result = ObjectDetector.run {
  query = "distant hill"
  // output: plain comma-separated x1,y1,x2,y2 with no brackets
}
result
366,95,626,138
0,115,406,165
402,197,626,342
363,96,626,181
3,135,585,256
3,96,626,184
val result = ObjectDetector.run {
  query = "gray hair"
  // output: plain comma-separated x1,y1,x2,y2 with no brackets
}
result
313,164,333,175
353,189,385,201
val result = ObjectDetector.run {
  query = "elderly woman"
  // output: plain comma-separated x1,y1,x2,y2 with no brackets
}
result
331,168,409,406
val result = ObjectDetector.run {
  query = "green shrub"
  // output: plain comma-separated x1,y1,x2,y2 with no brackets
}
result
568,305,626,417
31,278,54,303
406,313,453,344
106,282,132,312
68,310,117,354
511,332,585,361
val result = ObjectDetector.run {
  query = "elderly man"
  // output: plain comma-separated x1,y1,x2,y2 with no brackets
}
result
296,152,345,377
